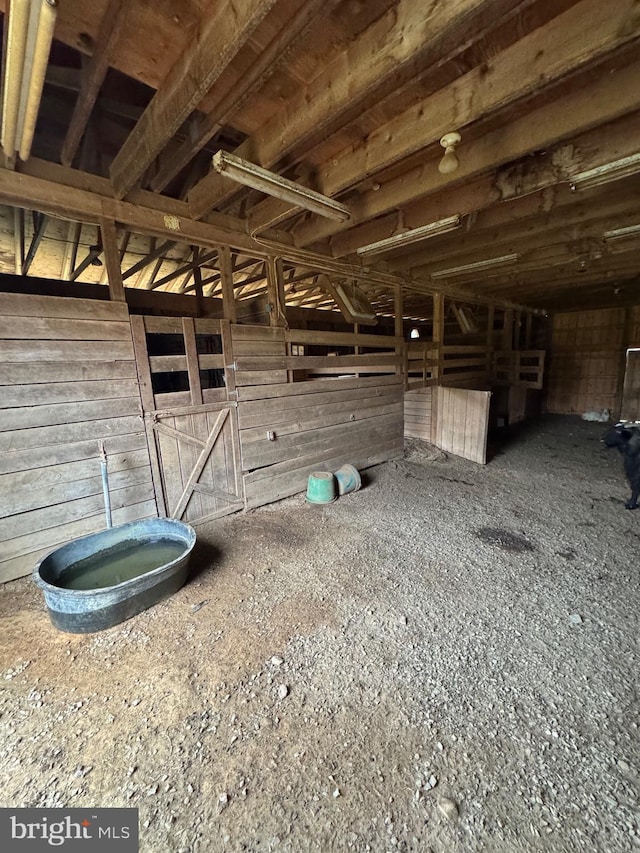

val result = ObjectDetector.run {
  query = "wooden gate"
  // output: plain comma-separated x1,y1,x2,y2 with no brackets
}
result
131,315,244,524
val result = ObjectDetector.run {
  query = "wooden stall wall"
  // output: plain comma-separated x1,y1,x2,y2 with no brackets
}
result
546,308,626,415
404,388,433,441
234,325,404,508
0,294,157,582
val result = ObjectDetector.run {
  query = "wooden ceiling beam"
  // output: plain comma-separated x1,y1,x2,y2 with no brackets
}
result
149,0,328,193
316,0,638,201
60,0,129,167
0,165,535,311
109,0,279,199
327,111,640,259
188,0,542,218
294,52,640,249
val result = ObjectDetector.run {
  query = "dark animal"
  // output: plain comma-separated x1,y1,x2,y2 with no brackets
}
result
603,423,640,509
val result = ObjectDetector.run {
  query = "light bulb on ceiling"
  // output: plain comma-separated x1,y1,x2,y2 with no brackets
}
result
438,131,461,175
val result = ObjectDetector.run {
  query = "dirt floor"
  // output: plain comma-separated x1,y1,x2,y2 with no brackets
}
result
1,415,639,853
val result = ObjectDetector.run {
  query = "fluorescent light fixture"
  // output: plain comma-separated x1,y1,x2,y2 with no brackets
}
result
431,253,519,279
212,151,351,222
356,215,461,256
603,224,640,242
570,153,640,192
1,0,58,161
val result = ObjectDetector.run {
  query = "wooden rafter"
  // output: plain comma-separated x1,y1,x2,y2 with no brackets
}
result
149,0,329,193
100,217,125,301
110,0,279,199
60,0,129,167
149,249,218,291
23,213,49,276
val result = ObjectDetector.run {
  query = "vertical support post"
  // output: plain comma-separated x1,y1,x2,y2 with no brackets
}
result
486,302,495,380
100,217,125,301
266,256,287,327
615,307,632,420
432,292,444,383
503,308,514,382
394,283,404,385
13,208,24,275
219,245,237,323
431,293,444,442
191,246,205,316
514,309,522,351
525,311,533,348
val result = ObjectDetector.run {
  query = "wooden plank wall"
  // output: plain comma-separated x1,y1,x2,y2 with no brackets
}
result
404,388,433,441
233,325,404,508
546,308,626,415
0,293,157,582
434,387,491,465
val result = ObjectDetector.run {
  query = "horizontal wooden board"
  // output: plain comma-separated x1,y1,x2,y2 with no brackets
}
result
0,360,138,385
240,398,403,445
0,432,147,476
237,372,401,402
244,420,402,486
242,411,401,471
3,378,140,408
0,482,156,552
1,396,141,432
0,415,145,453
235,369,289,387
0,292,129,321
239,382,402,425
0,339,135,362
285,329,401,348
0,448,150,496
231,339,287,356
231,324,286,342
1,316,132,341
305,366,398,376
0,500,157,583
2,465,152,517
234,353,401,371
152,390,193,407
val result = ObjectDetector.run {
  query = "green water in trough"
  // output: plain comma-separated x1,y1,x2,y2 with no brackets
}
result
59,539,187,590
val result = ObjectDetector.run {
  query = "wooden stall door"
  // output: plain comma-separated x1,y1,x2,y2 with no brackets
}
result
434,387,492,464
621,349,640,421
131,316,244,524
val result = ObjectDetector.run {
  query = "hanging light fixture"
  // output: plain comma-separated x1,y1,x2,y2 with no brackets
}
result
438,132,461,175
1,0,58,162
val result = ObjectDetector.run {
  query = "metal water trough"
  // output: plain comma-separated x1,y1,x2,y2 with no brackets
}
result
33,517,196,633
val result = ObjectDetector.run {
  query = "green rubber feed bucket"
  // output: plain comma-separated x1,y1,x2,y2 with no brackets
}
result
306,471,337,504
334,463,361,496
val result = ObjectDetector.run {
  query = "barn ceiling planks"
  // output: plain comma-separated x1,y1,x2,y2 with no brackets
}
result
0,0,639,316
